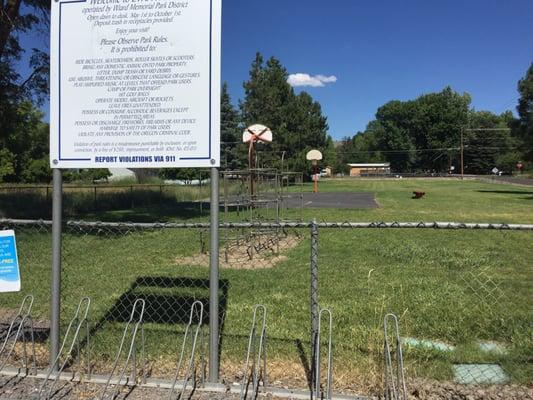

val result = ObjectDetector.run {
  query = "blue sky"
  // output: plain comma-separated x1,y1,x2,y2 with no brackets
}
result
222,0,533,139
18,0,533,140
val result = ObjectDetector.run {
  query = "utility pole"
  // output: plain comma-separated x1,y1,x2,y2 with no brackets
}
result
461,127,511,179
460,128,464,180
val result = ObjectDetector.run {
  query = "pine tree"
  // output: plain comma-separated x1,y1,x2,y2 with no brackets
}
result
239,53,329,174
220,82,242,170
513,63,533,163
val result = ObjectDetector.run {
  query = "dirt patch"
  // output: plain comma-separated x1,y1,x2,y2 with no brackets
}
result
176,232,303,270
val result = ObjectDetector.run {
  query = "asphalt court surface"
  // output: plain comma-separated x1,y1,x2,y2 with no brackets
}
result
222,192,378,209
289,192,377,209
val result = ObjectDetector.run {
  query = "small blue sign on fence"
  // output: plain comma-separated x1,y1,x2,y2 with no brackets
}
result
0,230,21,293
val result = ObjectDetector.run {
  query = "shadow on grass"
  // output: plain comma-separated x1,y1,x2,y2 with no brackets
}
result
83,276,316,387
477,190,533,195
100,276,228,325
0,190,209,221
86,202,209,223
85,276,229,369
476,190,533,201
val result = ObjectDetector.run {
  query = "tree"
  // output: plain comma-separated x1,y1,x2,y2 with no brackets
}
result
0,149,15,182
220,82,243,170
80,169,111,183
240,53,329,175
512,63,533,163
0,0,50,104
0,0,50,183
464,110,516,174
322,136,338,173
0,101,50,183
343,87,471,172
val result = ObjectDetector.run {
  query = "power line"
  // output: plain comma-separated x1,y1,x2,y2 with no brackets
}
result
464,128,511,131
336,145,525,155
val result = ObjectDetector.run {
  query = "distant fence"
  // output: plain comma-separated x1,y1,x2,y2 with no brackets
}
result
0,183,211,218
0,219,531,398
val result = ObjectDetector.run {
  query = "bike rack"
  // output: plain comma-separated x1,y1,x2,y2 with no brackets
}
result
38,297,91,400
383,313,407,400
100,298,146,400
168,300,205,400
313,308,333,400
0,295,36,375
240,305,267,400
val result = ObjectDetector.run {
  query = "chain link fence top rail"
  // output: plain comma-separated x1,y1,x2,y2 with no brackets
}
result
0,218,531,399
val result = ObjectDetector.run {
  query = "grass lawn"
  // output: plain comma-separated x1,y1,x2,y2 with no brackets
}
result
285,178,533,223
78,177,533,223
1,178,531,394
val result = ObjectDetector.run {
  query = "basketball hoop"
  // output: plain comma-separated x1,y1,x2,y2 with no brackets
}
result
306,149,323,193
244,124,273,197
243,124,273,144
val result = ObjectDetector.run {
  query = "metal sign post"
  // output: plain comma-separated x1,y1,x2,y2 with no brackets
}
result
209,167,220,382
50,168,62,367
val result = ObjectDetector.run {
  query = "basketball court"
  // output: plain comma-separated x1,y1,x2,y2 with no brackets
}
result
284,192,378,209
220,192,378,209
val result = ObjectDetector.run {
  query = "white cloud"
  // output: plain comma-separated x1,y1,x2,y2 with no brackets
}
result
287,73,338,88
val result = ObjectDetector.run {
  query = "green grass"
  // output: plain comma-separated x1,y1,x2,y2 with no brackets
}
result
1,178,532,394
287,178,533,223
80,177,533,223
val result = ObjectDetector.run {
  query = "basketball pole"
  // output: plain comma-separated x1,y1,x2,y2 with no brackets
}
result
460,128,464,180
313,161,318,193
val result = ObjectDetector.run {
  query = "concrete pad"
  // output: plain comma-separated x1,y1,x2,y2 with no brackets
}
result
453,364,508,385
477,341,507,355
402,337,455,352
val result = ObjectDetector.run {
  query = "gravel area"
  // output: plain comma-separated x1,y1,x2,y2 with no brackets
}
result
1,374,532,400
0,375,242,400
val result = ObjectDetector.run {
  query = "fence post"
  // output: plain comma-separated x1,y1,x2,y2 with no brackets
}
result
310,218,319,391
209,167,220,382
50,168,63,368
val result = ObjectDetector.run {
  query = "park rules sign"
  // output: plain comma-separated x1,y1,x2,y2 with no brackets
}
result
50,0,221,169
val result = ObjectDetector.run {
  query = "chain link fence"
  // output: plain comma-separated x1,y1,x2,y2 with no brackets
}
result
0,219,531,399
0,183,211,219
316,224,532,398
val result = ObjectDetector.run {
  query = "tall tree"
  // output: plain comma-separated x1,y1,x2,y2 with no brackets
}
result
0,0,49,103
0,0,50,182
513,62,533,163
0,101,50,183
465,110,516,174
220,82,243,170
348,87,471,172
240,53,329,174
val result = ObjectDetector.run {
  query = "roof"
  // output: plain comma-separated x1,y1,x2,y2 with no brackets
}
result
347,163,390,167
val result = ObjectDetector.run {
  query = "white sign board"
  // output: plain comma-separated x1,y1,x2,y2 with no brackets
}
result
50,0,221,169
0,231,21,293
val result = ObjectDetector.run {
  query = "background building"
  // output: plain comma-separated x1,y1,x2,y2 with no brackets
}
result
347,163,391,177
